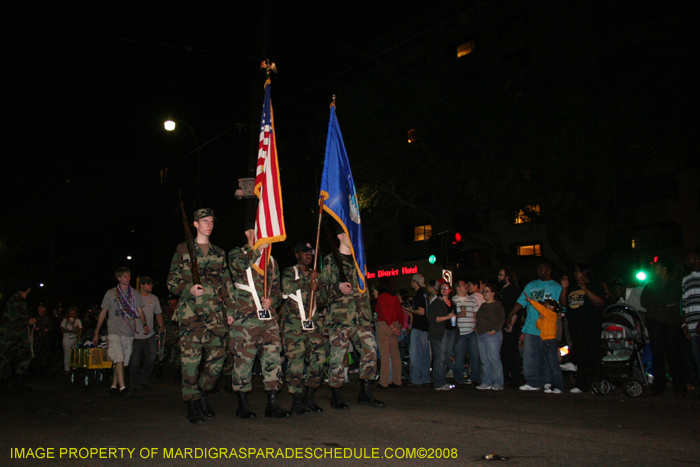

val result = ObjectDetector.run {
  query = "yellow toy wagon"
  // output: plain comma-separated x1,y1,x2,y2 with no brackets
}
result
69,346,113,388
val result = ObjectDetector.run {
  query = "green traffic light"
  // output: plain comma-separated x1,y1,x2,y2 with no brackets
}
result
636,271,647,281
428,255,436,264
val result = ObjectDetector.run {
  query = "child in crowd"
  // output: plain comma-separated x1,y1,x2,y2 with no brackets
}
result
524,292,565,394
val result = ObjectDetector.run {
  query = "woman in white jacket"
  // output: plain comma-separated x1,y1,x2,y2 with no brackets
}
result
60,307,82,374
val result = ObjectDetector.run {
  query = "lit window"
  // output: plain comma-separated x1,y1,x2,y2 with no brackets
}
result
414,224,432,241
514,205,541,224
631,239,636,249
457,41,474,58
517,244,542,256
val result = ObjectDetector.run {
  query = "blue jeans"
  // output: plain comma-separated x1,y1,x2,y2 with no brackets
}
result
452,331,481,384
542,338,564,391
690,334,700,383
477,331,503,387
410,329,431,384
430,333,450,388
129,335,158,387
465,331,482,384
452,333,467,383
523,332,544,388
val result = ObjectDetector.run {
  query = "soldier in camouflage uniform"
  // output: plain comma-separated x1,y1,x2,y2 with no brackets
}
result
281,241,327,414
31,303,55,375
167,208,233,425
0,283,36,393
320,230,384,409
227,221,291,419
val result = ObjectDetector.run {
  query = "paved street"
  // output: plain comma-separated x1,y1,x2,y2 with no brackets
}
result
1,371,699,467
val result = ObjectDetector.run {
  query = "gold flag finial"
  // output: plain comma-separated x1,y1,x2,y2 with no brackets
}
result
260,59,277,77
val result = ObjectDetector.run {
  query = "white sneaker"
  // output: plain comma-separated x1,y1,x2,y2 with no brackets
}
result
519,384,541,391
476,384,492,390
544,383,552,390
550,388,562,394
570,387,583,394
446,370,453,378
491,384,504,391
435,384,455,391
544,388,552,393
560,362,577,371
465,379,473,385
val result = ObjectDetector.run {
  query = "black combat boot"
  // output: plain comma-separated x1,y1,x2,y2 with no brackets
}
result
357,379,386,408
330,387,349,410
265,390,293,418
198,390,215,418
291,393,310,415
186,399,206,424
235,391,257,419
303,386,323,413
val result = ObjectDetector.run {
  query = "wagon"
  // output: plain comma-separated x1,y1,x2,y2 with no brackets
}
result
69,347,113,388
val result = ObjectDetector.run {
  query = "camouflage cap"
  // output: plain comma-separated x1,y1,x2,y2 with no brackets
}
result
194,208,216,221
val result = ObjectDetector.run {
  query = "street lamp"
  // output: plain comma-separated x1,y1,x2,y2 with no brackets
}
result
164,119,202,206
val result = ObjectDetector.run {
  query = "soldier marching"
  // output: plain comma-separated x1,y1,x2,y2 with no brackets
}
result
0,283,36,394
167,208,233,424
281,241,327,414
227,221,290,419
320,228,384,409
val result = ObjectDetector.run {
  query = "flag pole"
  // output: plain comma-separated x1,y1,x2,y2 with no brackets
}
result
308,197,325,320
259,59,277,302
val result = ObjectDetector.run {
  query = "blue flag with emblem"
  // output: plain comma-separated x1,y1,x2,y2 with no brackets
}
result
319,103,368,293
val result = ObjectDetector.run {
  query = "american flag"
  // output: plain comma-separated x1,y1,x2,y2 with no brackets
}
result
252,78,286,273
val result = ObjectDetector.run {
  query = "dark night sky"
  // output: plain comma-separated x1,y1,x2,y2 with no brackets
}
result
4,1,697,308
1,1,431,306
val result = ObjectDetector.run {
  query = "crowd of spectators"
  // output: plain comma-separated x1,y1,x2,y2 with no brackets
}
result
373,251,700,399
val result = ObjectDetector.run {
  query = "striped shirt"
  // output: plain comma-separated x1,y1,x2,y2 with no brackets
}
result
455,293,484,335
682,271,700,333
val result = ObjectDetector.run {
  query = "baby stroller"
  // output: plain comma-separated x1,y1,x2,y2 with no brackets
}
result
592,304,650,397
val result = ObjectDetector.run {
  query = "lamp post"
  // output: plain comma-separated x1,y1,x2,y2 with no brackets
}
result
164,119,202,206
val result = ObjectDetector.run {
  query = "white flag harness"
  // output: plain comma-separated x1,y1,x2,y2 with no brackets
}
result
282,266,316,327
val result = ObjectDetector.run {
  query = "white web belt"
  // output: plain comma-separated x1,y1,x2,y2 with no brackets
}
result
282,266,316,323
234,267,264,313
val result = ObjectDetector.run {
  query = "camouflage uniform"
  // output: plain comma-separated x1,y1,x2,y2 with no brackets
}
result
320,253,378,388
221,336,235,378
0,293,33,381
32,312,55,372
281,265,327,394
167,242,234,402
228,246,283,392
